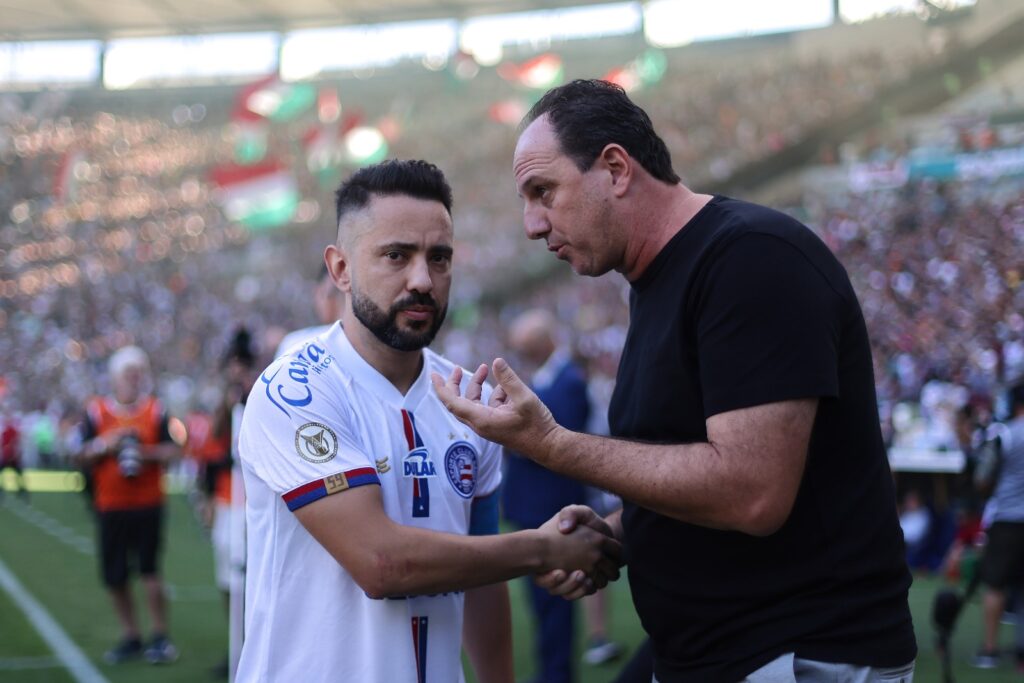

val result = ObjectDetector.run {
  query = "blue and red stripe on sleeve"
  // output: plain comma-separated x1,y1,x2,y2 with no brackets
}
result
282,467,380,511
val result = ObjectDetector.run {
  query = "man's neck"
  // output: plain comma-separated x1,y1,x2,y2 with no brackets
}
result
112,394,143,410
342,312,424,395
620,183,712,282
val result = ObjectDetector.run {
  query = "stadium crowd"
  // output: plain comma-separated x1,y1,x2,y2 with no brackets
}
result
0,33,1020,466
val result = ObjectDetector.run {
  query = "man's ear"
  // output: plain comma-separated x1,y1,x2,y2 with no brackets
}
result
598,143,632,198
324,244,352,294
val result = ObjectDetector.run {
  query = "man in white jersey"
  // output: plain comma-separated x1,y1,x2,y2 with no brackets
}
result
238,159,622,682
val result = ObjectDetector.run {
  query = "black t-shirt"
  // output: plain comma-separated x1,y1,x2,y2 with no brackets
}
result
609,196,916,682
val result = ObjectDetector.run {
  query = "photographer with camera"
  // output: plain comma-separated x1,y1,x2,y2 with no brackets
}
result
77,345,181,665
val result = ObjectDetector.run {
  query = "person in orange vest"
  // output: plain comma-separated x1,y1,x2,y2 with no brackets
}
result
76,345,181,666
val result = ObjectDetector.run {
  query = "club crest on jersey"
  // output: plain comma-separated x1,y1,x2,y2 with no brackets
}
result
444,441,478,498
294,422,338,464
403,447,437,478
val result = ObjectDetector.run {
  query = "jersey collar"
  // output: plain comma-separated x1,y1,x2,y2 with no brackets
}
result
325,323,431,410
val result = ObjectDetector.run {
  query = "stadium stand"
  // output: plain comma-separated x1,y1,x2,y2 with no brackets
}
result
0,1,1022,461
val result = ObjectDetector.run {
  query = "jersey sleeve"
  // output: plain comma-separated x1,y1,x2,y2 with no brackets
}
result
239,357,379,512
694,233,842,418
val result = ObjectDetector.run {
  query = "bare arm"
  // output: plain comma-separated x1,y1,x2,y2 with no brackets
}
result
463,583,513,683
434,361,816,537
140,442,181,464
292,484,622,599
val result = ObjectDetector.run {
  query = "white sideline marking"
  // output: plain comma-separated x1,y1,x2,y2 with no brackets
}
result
3,499,94,556
0,655,61,670
0,556,109,683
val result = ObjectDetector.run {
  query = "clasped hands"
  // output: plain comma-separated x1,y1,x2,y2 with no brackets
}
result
536,504,624,600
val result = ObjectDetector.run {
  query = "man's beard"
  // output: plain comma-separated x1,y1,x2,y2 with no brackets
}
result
351,285,447,352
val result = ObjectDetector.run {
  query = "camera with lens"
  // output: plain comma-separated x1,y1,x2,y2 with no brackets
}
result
117,433,142,478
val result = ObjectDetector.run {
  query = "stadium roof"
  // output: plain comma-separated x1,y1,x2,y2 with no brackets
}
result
0,0,620,41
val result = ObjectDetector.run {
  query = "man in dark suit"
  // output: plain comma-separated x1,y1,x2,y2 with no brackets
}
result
503,309,589,683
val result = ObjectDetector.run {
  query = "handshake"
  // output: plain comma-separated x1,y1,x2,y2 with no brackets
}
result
535,505,624,600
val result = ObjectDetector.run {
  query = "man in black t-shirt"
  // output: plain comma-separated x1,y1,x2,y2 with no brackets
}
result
434,79,916,682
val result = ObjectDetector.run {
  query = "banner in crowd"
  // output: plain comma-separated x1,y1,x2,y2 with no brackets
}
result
209,162,298,230
849,146,1024,191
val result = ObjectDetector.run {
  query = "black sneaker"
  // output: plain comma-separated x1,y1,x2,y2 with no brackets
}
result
103,637,142,664
145,635,179,664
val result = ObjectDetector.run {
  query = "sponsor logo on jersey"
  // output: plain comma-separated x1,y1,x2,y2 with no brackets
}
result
375,457,391,474
401,409,431,518
403,448,437,478
261,342,333,417
444,441,478,498
294,422,338,464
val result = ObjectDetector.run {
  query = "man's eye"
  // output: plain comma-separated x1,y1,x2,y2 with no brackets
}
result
385,251,403,260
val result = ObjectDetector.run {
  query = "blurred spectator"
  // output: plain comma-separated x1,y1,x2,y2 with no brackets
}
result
274,264,344,357
900,489,933,569
193,328,256,678
27,403,60,469
75,345,181,665
972,381,1024,669
502,308,590,683
0,403,28,502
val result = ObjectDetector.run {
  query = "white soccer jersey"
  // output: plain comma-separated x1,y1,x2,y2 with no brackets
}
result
237,323,502,683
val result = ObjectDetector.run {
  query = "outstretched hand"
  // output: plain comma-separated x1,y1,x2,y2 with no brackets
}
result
431,358,560,459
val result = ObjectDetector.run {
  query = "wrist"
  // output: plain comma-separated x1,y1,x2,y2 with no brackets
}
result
536,423,567,467
524,529,553,574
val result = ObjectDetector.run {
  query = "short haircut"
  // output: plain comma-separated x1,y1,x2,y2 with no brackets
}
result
108,345,149,378
521,79,680,185
334,159,453,228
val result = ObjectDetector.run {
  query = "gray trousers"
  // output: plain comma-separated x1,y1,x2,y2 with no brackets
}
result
654,653,915,683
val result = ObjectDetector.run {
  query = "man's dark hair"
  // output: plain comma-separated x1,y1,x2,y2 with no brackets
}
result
224,326,255,369
521,79,680,185
334,159,453,226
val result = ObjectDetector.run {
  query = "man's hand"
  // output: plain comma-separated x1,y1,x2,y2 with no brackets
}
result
536,506,624,600
431,358,560,458
535,505,624,600
80,428,128,462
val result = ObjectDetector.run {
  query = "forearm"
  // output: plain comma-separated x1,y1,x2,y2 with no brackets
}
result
355,524,550,599
539,427,765,533
298,486,619,599
463,583,513,683
435,361,815,537
142,443,180,463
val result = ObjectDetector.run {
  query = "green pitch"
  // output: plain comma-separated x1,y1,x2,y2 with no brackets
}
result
0,492,1020,682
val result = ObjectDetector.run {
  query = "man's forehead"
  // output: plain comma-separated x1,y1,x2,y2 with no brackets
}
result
513,118,565,186
342,193,452,242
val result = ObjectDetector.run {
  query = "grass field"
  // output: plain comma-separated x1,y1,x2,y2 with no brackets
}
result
0,492,1021,683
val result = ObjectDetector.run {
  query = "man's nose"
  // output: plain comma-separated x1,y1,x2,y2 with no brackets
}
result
407,256,433,293
524,204,550,241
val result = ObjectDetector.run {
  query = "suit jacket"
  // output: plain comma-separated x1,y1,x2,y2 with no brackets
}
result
502,353,590,528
